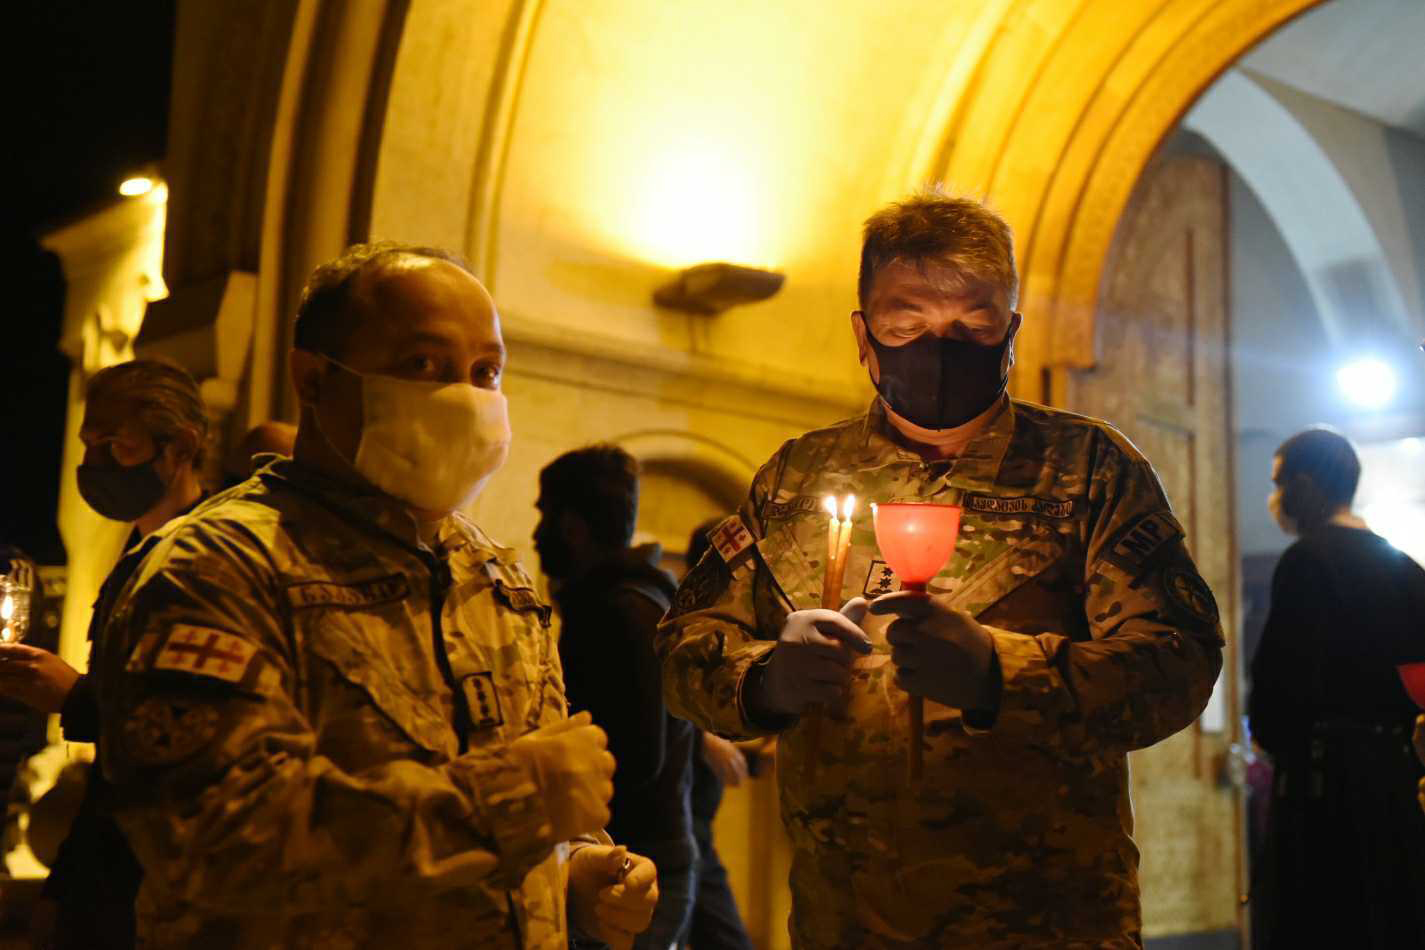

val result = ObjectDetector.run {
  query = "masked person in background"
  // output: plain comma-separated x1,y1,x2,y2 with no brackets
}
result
658,192,1224,949
92,243,659,948
535,446,698,950
0,359,208,950
1248,427,1425,949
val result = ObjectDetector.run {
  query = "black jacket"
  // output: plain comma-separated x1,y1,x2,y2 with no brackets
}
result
555,545,696,866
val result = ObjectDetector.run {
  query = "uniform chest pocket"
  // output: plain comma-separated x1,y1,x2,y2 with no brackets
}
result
302,612,455,759
444,567,556,737
755,522,822,614
940,515,1079,617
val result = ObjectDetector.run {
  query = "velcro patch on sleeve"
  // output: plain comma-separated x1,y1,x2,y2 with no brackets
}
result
493,579,552,626
123,696,221,767
709,515,755,563
1100,511,1183,576
148,625,257,684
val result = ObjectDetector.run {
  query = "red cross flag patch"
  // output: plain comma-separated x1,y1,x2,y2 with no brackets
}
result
149,625,257,684
709,515,754,563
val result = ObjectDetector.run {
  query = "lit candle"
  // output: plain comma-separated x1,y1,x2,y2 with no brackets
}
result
820,495,856,608
821,496,841,608
809,493,855,781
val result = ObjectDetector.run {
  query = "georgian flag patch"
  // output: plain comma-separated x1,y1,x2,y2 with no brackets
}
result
142,625,257,684
709,516,754,563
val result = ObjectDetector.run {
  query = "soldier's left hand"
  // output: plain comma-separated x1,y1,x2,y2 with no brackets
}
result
569,844,659,949
870,591,997,710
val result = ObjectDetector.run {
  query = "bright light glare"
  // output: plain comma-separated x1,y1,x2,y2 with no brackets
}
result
1335,359,1397,410
0,595,11,622
119,176,155,197
1362,501,1425,566
624,135,773,268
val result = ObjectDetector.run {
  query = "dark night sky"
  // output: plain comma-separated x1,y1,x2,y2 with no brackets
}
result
5,1,174,563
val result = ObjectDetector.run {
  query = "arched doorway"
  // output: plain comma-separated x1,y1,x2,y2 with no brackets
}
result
136,3,1357,947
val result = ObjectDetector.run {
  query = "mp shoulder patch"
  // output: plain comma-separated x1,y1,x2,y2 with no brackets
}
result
148,625,257,684
1100,511,1182,575
964,493,1075,519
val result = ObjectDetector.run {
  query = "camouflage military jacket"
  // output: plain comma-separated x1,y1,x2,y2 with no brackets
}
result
95,458,588,949
657,398,1224,949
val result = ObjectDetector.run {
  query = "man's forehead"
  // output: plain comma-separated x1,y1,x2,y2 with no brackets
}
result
870,258,1001,303
350,257,501,345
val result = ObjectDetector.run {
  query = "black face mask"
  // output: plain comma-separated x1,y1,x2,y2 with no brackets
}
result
862,314,1020,430
77,445,170,523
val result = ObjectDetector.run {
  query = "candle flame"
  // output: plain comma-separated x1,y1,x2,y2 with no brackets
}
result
840,494,856,520
822,495,839,518
0,595,12,622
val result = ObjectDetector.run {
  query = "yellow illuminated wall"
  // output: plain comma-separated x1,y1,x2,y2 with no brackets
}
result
491,0,994,391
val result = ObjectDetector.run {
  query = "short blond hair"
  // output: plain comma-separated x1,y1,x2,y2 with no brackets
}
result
858,191,1018,309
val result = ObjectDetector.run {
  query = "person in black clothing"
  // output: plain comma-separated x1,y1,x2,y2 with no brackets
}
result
680,519,756,950
536,445,697,949
1248,427,1425,949
0,360,210,950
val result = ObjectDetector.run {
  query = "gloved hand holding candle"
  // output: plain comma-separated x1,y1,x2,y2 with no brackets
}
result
867,501,965,780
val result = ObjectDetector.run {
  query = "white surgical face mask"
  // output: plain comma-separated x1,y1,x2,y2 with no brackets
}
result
327,359,511,513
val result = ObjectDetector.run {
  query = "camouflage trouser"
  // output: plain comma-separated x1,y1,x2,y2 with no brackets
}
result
786,846,1143,950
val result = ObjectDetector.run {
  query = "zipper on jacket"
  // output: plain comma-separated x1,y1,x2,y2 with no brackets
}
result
426,554,475,753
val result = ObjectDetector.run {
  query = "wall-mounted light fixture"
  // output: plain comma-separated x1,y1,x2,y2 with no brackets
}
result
119,176,156,197
653,262,784,315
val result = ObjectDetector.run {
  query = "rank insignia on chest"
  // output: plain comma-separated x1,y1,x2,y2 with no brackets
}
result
147,625,257,684
461,672,505,729
709,515,754,563
863,558,900,597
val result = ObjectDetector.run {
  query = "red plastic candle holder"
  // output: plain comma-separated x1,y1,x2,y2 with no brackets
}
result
871,503,963,590
1397,663,1425,710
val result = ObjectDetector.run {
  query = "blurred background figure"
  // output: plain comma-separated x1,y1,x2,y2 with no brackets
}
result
221,420,297,490
0,359,209,950
681,519,755,950
536,445,697,949
1247,427,1425,949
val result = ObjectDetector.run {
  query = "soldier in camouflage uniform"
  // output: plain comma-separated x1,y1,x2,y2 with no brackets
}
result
658,194,1224,948
94,243,659,948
